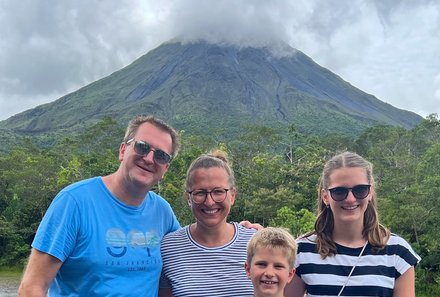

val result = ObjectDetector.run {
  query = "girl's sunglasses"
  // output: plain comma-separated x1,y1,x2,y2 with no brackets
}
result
126,138,172,165
327,184,371,201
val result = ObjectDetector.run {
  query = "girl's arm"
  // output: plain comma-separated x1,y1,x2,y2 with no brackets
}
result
284,274,306,297
393,266,416,297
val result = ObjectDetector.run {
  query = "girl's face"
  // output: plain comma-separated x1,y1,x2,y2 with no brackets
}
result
321,167,372,226
187,167,236,229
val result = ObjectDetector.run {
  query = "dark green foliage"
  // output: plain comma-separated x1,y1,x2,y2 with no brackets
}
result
0,115,439,294
270,207,315,238
0,119,122,266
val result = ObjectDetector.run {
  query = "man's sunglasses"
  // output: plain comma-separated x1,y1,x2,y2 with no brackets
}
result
126,138,172,165
327,184,371,201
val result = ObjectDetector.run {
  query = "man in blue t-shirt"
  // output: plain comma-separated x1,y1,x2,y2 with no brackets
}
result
19,115,181,297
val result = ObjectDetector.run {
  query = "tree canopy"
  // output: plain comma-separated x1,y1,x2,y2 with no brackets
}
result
0,114,439,293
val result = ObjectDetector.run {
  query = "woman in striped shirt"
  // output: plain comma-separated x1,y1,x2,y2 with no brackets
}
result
159,150,256,297
286,151,420,297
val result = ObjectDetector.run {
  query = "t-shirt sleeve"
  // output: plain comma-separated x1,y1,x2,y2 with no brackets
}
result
32,191,80,262
395,239,421,278
170,211,180,233
163,198,180,233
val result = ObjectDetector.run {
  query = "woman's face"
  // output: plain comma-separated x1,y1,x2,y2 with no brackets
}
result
187,167,236,229
321,167,372,226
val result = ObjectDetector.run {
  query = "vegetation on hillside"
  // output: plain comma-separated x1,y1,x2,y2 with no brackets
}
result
0,41,422,142
0,115,439,295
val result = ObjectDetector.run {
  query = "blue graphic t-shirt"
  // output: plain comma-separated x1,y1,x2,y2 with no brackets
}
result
32,177,180,297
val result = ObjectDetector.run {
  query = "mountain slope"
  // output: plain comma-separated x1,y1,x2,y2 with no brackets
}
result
0,40,422,137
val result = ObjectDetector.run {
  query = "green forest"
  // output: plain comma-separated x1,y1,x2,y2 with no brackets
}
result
1,115,439,295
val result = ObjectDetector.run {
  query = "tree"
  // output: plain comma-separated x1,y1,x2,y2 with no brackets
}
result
270,207,315,237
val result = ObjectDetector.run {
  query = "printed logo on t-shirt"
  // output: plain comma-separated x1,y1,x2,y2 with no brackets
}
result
105,228,160,258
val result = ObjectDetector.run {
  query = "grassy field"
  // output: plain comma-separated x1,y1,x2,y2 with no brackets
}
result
0,267,22,277
0,267,22,296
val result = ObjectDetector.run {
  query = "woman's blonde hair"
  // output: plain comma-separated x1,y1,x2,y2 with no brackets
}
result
185,149,236,190
307,151,390,258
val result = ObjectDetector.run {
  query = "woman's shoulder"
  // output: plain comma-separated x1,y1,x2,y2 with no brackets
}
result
236,222,258,236
162,225,188,243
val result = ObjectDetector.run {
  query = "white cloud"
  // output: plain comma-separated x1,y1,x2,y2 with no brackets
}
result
0,0,439,120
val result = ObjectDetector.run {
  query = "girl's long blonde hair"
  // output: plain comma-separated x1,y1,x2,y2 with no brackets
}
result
306,151,390,258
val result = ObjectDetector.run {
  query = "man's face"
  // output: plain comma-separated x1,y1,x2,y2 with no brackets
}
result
119,122,173,191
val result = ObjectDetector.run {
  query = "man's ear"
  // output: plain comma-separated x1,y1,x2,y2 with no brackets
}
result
118,142,126,162
163,163,170,173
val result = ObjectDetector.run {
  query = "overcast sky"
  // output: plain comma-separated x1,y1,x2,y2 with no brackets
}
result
1,0,439,121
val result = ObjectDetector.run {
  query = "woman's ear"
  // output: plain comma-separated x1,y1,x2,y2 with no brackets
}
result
186,192,191,206
229,188,237,205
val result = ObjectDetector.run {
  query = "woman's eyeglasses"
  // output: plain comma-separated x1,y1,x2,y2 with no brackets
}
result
126,138,172,165
188,188,231,204
327,184,371,201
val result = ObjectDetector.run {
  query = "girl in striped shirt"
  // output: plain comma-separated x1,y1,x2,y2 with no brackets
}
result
286,152,420,297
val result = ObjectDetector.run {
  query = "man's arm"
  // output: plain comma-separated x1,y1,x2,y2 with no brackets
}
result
18,248,63,297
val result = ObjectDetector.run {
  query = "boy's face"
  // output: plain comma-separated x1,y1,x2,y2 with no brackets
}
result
245,247,295,297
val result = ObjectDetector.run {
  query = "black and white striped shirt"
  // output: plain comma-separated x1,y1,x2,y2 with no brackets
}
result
160,222,256,297
294,234,421,297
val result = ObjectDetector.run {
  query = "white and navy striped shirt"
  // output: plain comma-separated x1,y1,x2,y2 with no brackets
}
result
295,234,421,297
160,222,256,297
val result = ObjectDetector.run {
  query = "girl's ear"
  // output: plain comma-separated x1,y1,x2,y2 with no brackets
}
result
321,189,330,206
368,184,375,203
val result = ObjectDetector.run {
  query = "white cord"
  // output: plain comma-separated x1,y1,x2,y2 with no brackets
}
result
336,240,368,297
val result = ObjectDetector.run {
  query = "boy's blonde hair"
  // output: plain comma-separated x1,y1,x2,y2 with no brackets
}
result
247,227,297,269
